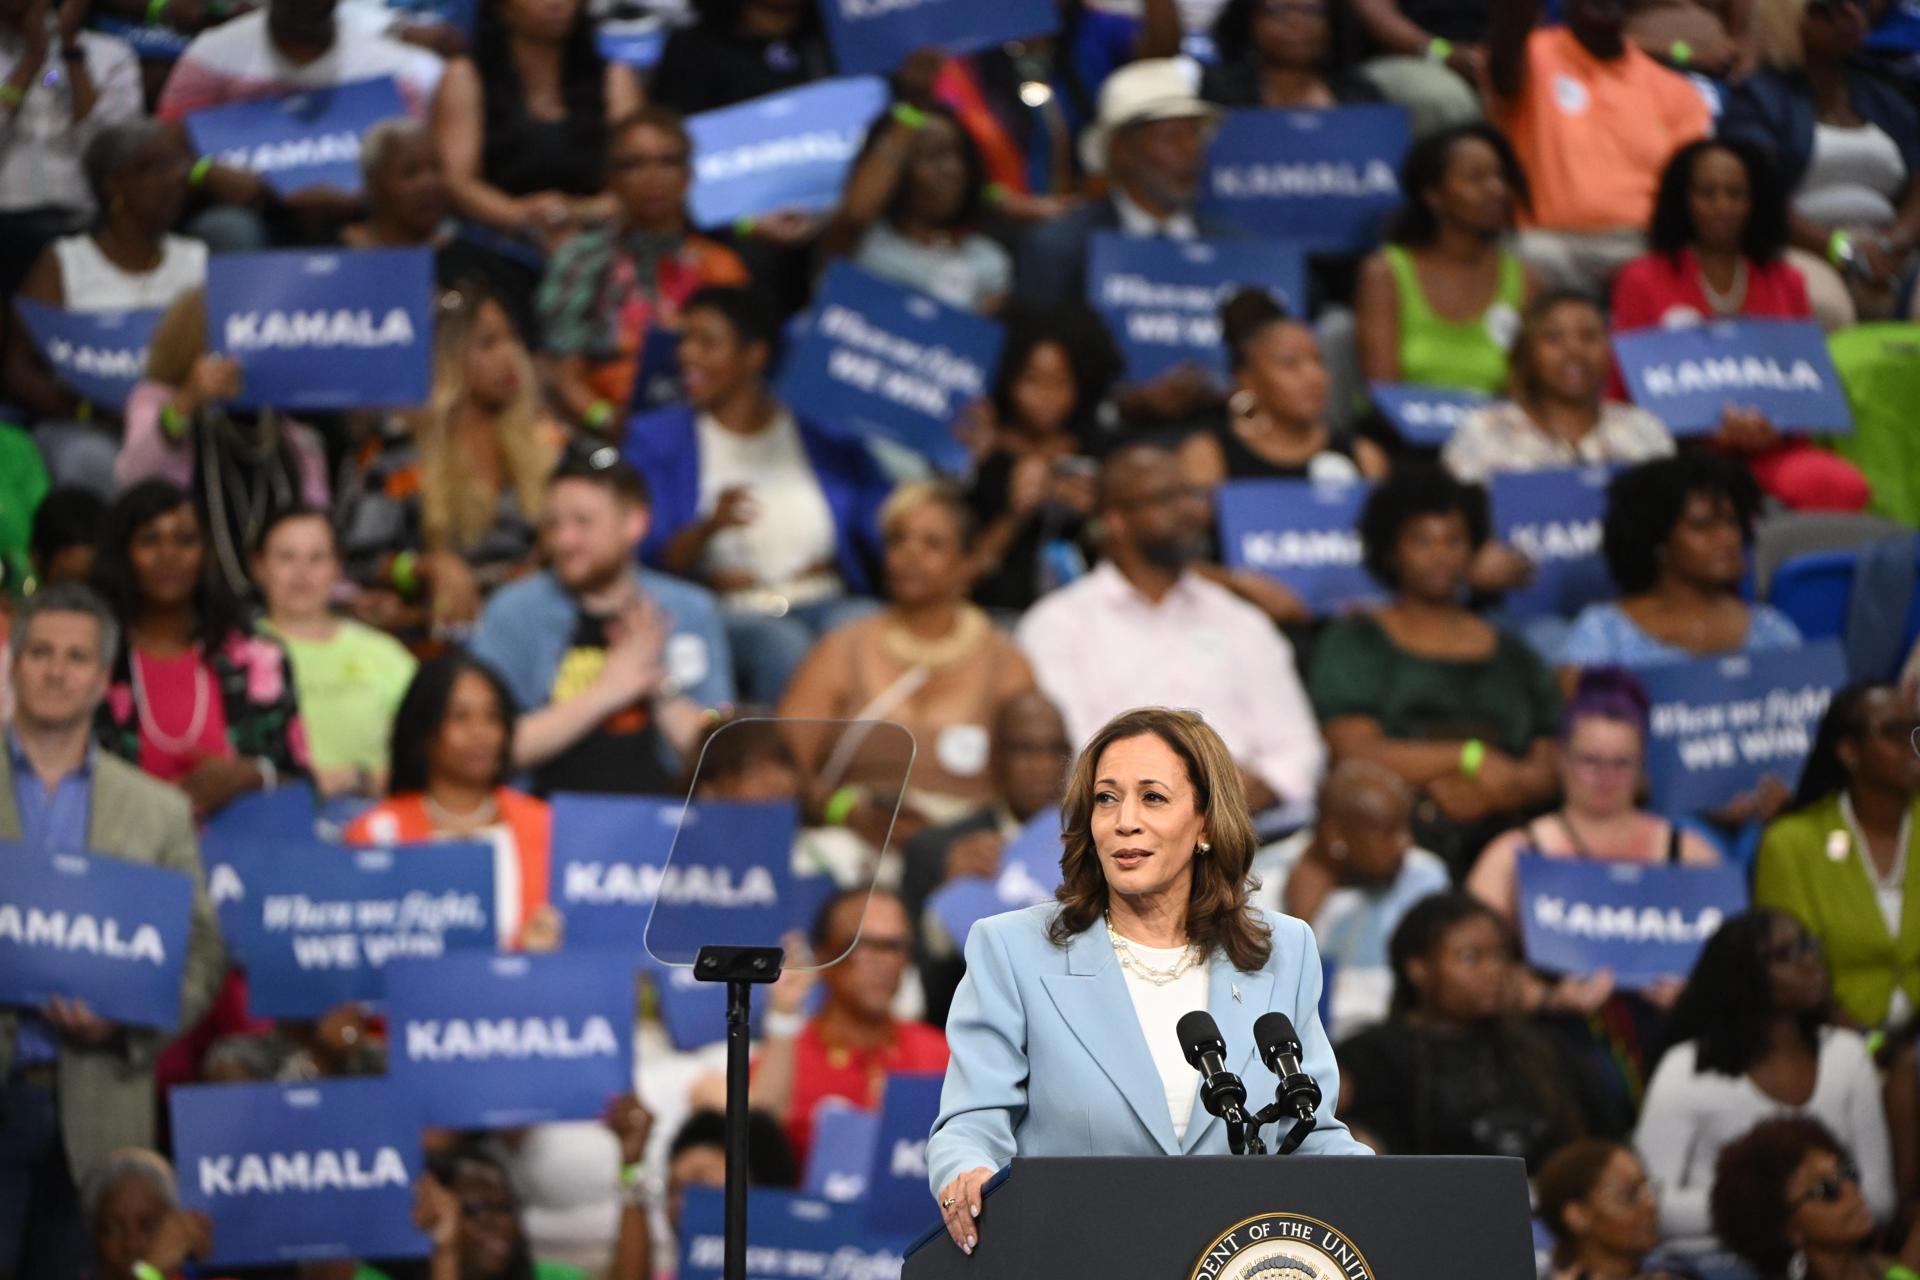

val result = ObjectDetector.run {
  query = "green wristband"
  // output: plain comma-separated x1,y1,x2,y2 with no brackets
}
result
822,786,861,827
188,156,214,189
390,549,420,598
144,0,167,23
890,103,928,130
1668,38,1693,64
1425,36,1453,63
1459,738,1486,779
583,399,614,433
159,403,187,441
0,82,24,109
1827,227,1855,268
732,215,756,237
132,1264,166,1280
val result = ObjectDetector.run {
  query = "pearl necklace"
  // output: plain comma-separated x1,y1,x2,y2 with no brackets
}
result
1106,913,1201,986
131,649,210,755
424,792,499,832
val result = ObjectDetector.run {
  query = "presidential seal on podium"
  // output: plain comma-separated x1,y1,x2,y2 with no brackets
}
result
1189,1212,1376,1280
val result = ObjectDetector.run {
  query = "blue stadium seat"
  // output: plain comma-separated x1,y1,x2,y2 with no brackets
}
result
1767,549,1858,640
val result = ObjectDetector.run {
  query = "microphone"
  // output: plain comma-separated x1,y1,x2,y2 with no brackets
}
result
1253,1011,1323,1123
1176,1010,1249,1120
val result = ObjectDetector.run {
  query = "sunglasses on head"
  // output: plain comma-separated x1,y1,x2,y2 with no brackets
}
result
1791,1160,1859,1208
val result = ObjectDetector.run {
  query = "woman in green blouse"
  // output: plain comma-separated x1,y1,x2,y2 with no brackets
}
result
1309,462,1562,871
1755,682,1920,1029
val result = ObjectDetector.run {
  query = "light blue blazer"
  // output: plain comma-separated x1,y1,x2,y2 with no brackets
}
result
926,904,1369,1195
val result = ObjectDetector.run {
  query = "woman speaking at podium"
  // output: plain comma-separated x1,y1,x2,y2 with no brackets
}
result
926,706,1370,1253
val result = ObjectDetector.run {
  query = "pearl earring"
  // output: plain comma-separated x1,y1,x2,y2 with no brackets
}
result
1197,841,1211,855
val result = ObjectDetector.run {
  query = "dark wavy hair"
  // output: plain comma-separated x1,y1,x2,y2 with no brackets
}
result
1357,461,1491,591
1660,910,1825,1078
92,480,248,649
1385,122,1530,247
1599,455,1761,596
990,301,1124,447
387,653,521,795
850,103,989,232
1712,1117,1850,1278
1048,707,1271,972
473,0,608,166
1789,681,1889,811
682,284,780,352
1387,890,1499,1015
1648,137,1790,264
1220,287,1304,373
1536,1139,1637,1270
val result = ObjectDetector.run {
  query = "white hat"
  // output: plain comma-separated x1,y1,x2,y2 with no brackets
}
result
1079,56,1220,175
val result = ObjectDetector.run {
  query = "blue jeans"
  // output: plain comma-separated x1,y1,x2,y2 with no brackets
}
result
0,1072,86,1280
724,596,882,708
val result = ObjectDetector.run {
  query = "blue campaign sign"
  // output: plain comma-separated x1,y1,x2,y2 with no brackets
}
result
680,1186,912,1280
1517,854,1748,989
14,300,162,409
386,950,635,1129
819,0,1057,77
172,1079,427,1267
207,839,495,1019
804,1102,880,1202
1218,478,1380,613
1369,382,1494,448
207,247,434,411
687,77,890,229
1613,319,1854,436
597,23,666,69
185,78,406,196
1638,640,1849,814
630,326,683,412
778,262,1001,472
864,1072,946,1238
1087,234,1306,384
643,799,799,966
92,15,192,57
1202,106,1409,252
650,963,772,1051
1491,467,1615,620
0,845,193,1031
551,793,682,966
200,787,321,856
926,810,1061,952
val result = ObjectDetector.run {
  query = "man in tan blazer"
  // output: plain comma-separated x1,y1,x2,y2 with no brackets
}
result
0,583,224,1280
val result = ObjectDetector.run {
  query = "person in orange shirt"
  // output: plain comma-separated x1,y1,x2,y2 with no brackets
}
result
1488,0,1711,295
345,653,559,951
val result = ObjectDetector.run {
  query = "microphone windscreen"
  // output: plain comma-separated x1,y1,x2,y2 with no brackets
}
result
1254,1011,1301,1064
1176,1010,1225,1068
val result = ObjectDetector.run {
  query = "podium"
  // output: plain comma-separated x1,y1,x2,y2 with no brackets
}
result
902,1155,1534,1279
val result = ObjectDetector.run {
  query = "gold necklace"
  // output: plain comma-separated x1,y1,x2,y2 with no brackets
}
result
1105,913,1200,987
881,604,989,670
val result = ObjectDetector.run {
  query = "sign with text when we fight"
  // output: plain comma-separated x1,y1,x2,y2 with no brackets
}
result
1638,641,1848,814
0,845,194,1030
1088,234,1306,385
172,1079,428,1266
207,840,494,1018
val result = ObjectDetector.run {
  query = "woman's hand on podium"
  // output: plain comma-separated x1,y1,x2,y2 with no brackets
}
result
936,1166,993,1254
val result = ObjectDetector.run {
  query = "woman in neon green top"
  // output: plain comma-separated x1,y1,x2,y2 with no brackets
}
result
1754,682,1920,1030
1356,122,1536,398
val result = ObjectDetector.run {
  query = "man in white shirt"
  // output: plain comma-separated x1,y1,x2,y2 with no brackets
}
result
156,0,441,119
1016,443,1325,811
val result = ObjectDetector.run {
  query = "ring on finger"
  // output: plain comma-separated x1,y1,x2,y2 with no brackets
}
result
942,1196,958,1209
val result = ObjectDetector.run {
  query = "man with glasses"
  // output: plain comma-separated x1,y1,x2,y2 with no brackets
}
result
749,889,948,1167
1016,443,1325,814
537,107,749,435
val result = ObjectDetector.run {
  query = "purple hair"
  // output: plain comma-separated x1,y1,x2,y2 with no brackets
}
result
1560,667,1651,744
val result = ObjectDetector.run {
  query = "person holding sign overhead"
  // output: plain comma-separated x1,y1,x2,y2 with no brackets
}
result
927,707,1367,1254
1754,681,1920,1031
0,584,223,1280
1355,123,1535,398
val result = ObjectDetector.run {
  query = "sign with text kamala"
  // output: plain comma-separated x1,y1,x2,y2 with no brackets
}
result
208,247,434,410
1491,467,1614,619
1202,106,1408,252
1518,855,1747,989
0,845,193,1030
1638,641,1848,814
186,77,404,196
1613,319,1853,436
687,77,889,228
172,1079,427,1266
778,262,1000,472
1218,478,1379,613
14,301,162,409
386,951,634,1129
820,0,1056,77
1088,234,1306,384
208,840,494,1018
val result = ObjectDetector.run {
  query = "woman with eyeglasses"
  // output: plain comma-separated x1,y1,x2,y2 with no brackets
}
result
1635,911,1893,1249
1537,1139,1689,1280
1754,682,1920,1030
536,108,748,433
1719,0,1920,323
1201,0,1387,108
1712,1116,1920,1280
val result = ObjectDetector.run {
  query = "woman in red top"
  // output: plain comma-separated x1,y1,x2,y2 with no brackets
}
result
346,654,558,951
1611,138,1869,512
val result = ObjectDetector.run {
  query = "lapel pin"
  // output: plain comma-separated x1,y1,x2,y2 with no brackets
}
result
1231,983,1243,1004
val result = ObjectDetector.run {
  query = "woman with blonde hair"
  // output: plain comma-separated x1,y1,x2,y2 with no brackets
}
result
925,706,1370,1255
338,282,562,634
778,480,1037,833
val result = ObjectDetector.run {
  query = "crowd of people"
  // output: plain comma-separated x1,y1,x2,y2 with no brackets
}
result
2,0,1920,1274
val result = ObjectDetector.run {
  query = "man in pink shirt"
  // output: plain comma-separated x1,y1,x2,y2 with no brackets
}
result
1015,444,1326,811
